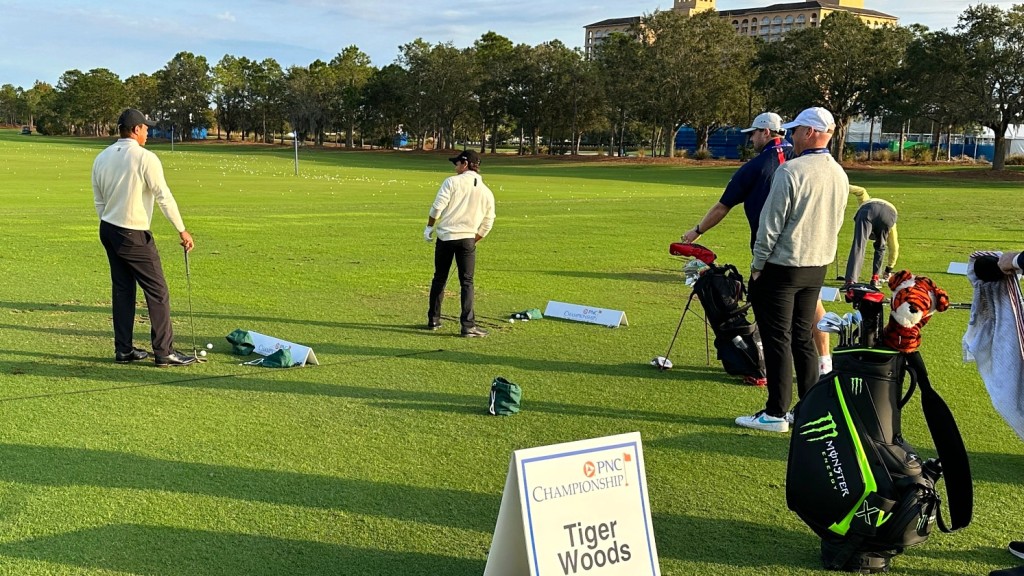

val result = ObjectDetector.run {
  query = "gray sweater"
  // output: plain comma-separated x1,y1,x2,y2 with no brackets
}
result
752,153,849,270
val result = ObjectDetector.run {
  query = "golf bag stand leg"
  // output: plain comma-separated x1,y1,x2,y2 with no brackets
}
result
663,292,699,362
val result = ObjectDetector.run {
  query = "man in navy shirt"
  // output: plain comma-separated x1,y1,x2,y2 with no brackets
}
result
683,112,791,249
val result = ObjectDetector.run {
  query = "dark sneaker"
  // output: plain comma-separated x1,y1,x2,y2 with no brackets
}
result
425,321,442,331
115,348,150,364
155,351,198,367
461,326,488,338
1010,541,1024,560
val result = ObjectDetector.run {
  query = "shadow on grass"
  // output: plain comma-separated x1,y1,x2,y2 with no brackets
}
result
0,444,497,534
0,524,484,576
540,270,684,284
647,431,790,462
653,512,819,569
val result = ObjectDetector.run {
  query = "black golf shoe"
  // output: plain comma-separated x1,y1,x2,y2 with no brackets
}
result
461,326,488,338
425,321,442,331
155,351,198,367
115,348,150,364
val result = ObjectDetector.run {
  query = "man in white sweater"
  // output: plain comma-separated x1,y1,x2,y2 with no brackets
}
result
93,108,197,367
424,150,496,337
737,107,849,432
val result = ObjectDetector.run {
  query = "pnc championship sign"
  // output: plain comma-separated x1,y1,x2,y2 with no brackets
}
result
483,432,660,576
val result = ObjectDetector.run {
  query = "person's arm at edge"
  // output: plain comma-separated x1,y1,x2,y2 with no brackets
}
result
682,203,731,243
142,152,193,251
886,225,899,270
475,186,496,243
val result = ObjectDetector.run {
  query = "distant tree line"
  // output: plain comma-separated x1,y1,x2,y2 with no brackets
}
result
1,4,1022,169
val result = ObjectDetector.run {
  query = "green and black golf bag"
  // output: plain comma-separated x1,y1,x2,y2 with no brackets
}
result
786,348,972,573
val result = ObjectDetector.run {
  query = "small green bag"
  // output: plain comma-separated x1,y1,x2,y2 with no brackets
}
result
226,329,255,355
489,377,522,416
242,348,295,368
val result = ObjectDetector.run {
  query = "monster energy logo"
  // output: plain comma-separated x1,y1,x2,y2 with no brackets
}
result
849,377,864,395
799,413,839,442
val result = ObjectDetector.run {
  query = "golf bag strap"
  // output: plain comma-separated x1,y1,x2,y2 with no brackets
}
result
905,352,973,532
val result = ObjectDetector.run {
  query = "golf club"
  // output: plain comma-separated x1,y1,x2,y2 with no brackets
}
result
819,312,845,347
852,310,863,347
183,247,206,362
843,312,853,348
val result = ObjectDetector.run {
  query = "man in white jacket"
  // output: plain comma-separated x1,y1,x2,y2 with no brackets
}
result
93,109,197,367
424,150,495,337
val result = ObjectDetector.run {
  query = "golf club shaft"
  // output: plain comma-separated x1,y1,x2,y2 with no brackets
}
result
184,247,198,355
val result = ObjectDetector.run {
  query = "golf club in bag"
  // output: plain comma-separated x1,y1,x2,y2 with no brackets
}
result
183,247,206,363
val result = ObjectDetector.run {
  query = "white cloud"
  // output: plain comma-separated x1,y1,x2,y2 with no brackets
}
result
217,11,236,22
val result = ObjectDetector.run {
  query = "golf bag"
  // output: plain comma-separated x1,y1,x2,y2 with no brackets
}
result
787,348,972,573
692,262,766,380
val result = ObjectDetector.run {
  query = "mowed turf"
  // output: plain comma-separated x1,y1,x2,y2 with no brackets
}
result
0,128,1022,576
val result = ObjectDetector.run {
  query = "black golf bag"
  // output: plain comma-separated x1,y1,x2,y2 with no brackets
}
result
692,263,766,380
787,347,972,573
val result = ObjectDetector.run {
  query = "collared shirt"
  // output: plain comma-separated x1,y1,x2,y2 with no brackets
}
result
719,138,793,247
429,170,495,241
92,138,186,232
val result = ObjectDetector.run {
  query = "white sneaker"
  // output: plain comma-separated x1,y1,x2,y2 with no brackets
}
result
785,411,794,424
735,411,789,432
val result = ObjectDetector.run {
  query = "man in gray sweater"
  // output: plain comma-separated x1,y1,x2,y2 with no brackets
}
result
736,107,849,433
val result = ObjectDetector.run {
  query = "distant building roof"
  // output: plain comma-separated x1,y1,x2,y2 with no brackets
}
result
718,1,895,20
586,16,642,28
587,1,896,28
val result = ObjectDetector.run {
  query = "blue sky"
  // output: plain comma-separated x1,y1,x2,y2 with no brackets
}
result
0,1,1014,89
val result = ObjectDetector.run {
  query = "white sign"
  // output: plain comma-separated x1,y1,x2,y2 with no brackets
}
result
544,301,628,328
820,287,842,302
483,432,659,576
248,331,319,366
947,262,969,275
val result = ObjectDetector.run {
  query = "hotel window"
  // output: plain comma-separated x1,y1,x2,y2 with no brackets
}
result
741,18,749,34
772,16,782,34
783,15,794,32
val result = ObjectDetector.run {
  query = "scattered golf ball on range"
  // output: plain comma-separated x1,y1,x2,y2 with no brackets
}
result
508,318,515,323
199,350,207,357
206,343,214,349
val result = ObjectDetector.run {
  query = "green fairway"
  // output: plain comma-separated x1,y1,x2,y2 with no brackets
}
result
0,129,1022,575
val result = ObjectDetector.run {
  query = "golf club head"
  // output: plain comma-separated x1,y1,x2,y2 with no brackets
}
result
651,356,673,370
817,312,844,333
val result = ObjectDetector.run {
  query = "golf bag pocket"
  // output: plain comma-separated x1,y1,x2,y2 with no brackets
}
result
713,320,766,378
788,376,878,540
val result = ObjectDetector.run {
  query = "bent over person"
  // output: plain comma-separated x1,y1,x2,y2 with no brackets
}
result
737,107,849,433
844,185,899,287
93,109,197,367
425,150,495,337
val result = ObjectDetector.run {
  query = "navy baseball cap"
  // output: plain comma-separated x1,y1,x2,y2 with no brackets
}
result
118,108,157,129
449,150,480,165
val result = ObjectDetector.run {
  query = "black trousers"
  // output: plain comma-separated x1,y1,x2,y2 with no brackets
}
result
750,263,827,416
99,220,175,356
428,238,476,329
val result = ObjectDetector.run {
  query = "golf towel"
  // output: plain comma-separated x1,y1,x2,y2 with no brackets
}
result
962,251,1024,441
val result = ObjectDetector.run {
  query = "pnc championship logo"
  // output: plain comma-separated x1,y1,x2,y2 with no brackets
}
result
799,412,839,442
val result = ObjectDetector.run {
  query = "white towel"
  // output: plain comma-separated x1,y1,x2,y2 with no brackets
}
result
962,251,1024,441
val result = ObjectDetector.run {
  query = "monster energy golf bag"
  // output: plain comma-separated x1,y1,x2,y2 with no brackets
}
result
787,349,972,573
691,262,766,381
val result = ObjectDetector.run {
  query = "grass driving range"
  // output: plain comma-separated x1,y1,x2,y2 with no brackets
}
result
1,128,1022,575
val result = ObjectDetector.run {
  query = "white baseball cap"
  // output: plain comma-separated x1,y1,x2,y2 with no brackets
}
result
782,107,836,132
740,112,784,133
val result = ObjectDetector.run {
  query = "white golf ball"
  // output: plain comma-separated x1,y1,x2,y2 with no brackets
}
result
206,343,214,349
509,318,515,323
199,350,207,357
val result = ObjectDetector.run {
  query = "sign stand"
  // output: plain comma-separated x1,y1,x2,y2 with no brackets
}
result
484,432,659,576
544,301,629,328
